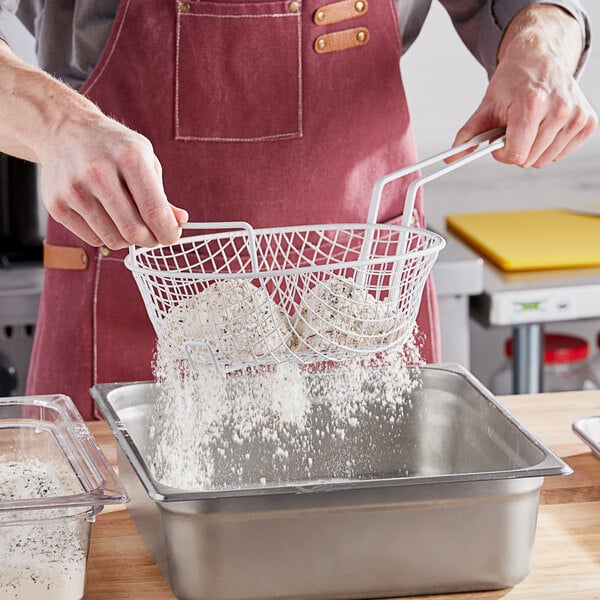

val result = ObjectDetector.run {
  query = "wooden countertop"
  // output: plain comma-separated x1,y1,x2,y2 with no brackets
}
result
84,391,600,599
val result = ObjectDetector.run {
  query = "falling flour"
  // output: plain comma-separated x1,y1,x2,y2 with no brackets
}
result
0,461,88,600
148,273,423,490
149,355,308,489
148,330,424,491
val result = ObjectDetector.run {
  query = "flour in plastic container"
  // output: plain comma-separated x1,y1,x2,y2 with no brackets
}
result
0,461,88,600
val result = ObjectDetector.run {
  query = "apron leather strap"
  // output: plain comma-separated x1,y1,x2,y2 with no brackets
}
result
314,0,368,26
314,27,369,54
43,241,89,270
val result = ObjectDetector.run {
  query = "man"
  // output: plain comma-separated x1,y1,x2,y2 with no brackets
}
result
0,1,596,418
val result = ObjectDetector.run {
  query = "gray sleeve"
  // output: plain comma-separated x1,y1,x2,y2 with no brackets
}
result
438,0,591,79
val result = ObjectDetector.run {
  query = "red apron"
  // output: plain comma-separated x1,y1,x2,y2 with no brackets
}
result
27,0,440,419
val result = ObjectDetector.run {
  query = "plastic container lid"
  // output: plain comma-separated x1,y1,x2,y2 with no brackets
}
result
505,333,589,364
0,394,128,514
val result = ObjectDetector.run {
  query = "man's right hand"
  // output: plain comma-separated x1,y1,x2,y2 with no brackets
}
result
0,40,188,250
40,114,188,249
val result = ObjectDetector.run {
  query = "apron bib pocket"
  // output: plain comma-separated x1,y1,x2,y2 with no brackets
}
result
175,0,303,141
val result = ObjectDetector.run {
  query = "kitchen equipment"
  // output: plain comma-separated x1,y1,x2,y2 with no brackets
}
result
0,394,128,599
0,152,44,266
91,363,570,600
0,352,17,395
125,131,504,373
491,333,594,395
562,205,600,218
586,332,600,388
446,208,600,272
0,265,44,395
572,416,600,459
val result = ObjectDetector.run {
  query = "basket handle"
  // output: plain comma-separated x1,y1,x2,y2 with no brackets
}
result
355,128,504,294
366,128,506,226
180,221,260,273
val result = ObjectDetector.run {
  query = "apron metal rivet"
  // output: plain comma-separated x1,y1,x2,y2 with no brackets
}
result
316,10,325,22
81,254,88,265
356,30,366,43
288,1,299,12
101,247,111,257
317,38,326,50
355,1,366,13
179,2,190,12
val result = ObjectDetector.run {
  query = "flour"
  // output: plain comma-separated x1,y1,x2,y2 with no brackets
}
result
149,273,423,490
149,342,310,489
0,461,88,600
148,333,423,490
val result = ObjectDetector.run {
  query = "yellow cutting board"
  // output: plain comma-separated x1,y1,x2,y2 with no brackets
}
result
446,208,600,272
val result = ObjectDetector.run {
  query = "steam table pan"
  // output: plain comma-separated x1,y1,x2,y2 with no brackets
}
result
91,364,570,600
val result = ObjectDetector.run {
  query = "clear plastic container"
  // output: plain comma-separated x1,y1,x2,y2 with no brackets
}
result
0,395,127,600
490,333,594,395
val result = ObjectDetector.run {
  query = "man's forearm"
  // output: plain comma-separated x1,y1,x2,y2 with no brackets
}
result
498,4,583,76
0,39,186,249
0,40,102,163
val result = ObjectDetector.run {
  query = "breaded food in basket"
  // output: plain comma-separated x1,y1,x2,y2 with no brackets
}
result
293,276,405,353
162,280,292,363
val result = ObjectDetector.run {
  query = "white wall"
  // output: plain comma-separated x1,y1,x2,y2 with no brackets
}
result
402,1,600,388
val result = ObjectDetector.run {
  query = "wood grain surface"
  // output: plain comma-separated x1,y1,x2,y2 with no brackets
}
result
84,391,600,599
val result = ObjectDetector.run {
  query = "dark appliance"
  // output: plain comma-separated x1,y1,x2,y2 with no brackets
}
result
0,151,45,396
0,152,44,266
0,351,17,396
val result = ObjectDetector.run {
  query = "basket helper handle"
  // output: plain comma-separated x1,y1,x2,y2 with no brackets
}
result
180,221,260,273
127,222,260,273
366,128,506,227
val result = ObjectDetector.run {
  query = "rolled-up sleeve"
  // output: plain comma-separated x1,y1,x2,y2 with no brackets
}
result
0,0,19,19
438,0,591,78
0,0,20,43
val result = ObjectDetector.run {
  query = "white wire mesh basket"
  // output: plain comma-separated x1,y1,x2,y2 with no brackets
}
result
125,130,504,372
